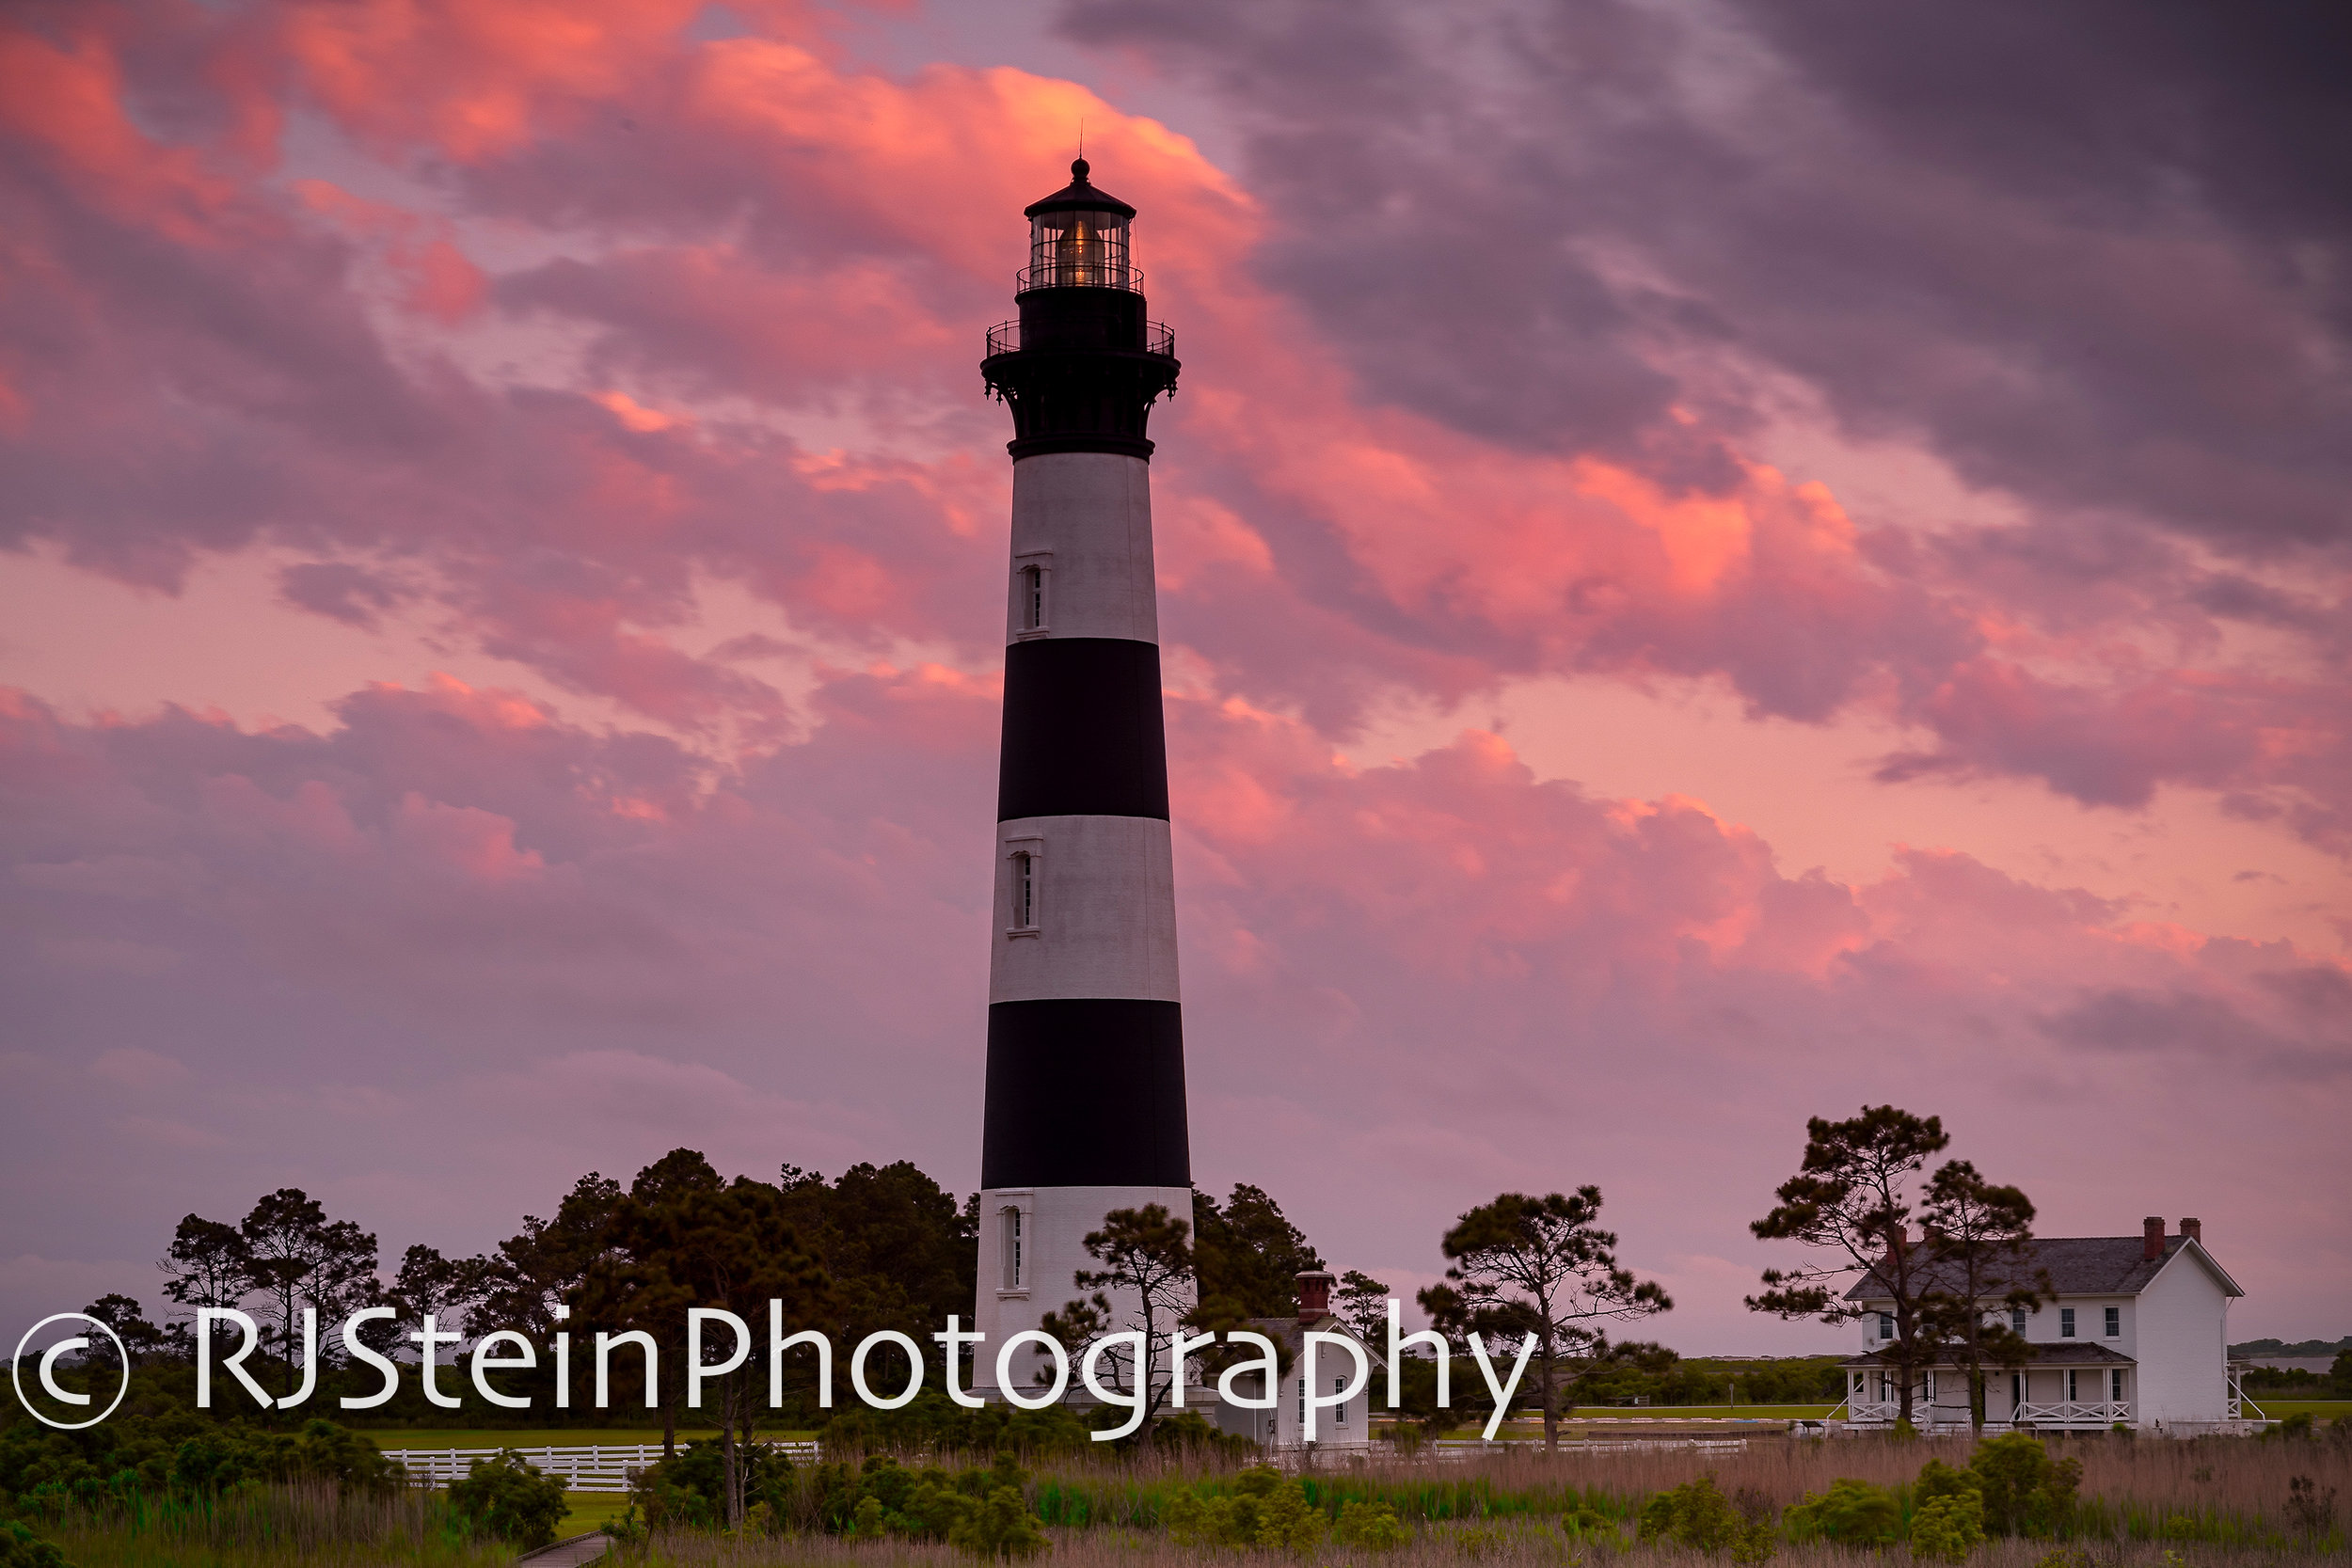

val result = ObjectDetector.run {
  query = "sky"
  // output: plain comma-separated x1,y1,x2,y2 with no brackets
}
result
1,0,2346,1356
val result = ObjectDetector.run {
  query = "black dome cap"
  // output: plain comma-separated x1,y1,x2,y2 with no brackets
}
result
1024,158,1136,219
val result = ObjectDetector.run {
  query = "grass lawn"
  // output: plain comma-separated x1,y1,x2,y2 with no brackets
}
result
1563,1405,1836,1420
357,1429,822,1538
2244,1399,2352,1421
358,1427,716,1451
354,1428,815,1450
559,1491,643,1534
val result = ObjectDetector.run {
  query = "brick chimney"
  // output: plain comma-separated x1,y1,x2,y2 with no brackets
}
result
2142,1215,2165,1260
1295,1270,1335,1323
2180,1217,2202,1245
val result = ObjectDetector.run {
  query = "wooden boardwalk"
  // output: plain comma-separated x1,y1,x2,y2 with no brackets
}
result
516,1531,609,1566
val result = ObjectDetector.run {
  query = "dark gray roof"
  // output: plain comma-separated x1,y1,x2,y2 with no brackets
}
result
1842,1235,2241,1303
1238,1316,1384,1362
1842,1341,2136,1369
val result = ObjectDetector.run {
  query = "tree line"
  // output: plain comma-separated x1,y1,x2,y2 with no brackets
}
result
69,1101,2047,1473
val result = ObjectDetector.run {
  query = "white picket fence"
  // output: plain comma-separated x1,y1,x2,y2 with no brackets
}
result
384,1442,821,1495
1428,1437,1748,1460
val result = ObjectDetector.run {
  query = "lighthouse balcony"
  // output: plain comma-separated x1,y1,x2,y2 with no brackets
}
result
988,317,1174,358
1017,259,1144,293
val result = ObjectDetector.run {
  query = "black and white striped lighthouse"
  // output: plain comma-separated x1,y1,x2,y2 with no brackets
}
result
970,161,1190,1394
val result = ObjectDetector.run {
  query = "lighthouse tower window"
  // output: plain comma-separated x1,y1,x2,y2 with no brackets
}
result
1009,849,1040,935
1000,1207,1024,1290
1014,562,1048,636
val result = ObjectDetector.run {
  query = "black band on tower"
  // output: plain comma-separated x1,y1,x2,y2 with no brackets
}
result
997,638,1170,821
981,998,1190,1188
1009,434,1155,461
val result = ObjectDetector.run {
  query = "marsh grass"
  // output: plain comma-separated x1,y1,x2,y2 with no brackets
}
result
39,1478,513,1567
625,1528,2329,1568
746,1433,2348,1550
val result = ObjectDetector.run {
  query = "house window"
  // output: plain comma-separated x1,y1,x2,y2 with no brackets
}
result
1335,1376,1348,1425
2011,1307,2027,1334
1009,848,1040,934
2066,1370,2079,1402
2110,1369,2124,1402
1879,1312,1895,1340
2060,1307,2075,1338
1000,1207,1024,1290
2104,1307,2120,1338
2010,1372,2023,1408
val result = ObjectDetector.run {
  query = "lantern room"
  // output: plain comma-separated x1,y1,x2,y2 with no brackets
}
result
984,158,1177,456
1023,159,1136,292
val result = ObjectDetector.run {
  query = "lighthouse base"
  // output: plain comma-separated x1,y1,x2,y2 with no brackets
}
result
969,1182,1195,1400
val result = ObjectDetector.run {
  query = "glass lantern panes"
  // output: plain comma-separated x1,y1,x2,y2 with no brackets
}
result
1029,207,1133,290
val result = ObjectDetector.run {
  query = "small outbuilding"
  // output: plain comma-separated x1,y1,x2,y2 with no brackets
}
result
1202,1271,1386,1450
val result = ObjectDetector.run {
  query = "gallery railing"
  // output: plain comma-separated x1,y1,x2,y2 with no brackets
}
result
1017,259,1142,292
985,319,1175,358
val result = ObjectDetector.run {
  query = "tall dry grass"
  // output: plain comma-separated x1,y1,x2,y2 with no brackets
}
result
755,1432,2350,1545
629,1528,2324,1568
40,1478,513,1568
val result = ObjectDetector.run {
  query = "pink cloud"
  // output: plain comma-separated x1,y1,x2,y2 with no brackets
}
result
0,669,2344,1338
4,0,2343,850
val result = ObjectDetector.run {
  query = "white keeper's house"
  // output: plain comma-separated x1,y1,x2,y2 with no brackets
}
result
1841,1216,2255,1434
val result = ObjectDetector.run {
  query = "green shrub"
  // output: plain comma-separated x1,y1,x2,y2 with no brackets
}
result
1638,1476,1756,1554
2265,1412,2315,1443
1966,1433,2080,1537
1167,1465,1271,1547
606,1502,650,1547
1639,1476,1729,1550
818,1386,1094,1455
949,1479,1048,1560
0,1521,67,1568
2285,1474,2337,1537
1783,1478,1901,1545
628,1437,796,1530
1255,1481,1326,1553
818,1453,1046,1556
2033,1550,2095,1568
1451,1523,1509,1559
1911,1492,1986,1562
1165,1466,1325,1552
1336,1500,1410,1551
1,1409,396,1508
446,1449,568,1549
1915,1459,1980,1511
1562,1505,1617,1537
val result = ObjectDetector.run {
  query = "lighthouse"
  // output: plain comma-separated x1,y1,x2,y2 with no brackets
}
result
970,161,1190,1398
